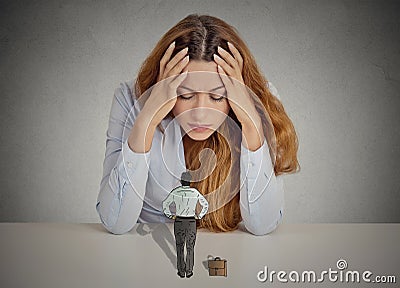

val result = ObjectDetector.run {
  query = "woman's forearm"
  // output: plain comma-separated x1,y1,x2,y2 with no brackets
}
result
241,114,264,152
239,138,284,235
128,114,157,153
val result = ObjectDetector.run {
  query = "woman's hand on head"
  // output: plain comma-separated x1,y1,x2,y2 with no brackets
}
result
140,42,189,127
213,42,261,130
127,42,189,153
214,42,265,150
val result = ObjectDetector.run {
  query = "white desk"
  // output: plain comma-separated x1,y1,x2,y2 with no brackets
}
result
0,223,399,288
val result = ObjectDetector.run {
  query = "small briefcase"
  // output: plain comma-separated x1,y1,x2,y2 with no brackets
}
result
208,256,227,277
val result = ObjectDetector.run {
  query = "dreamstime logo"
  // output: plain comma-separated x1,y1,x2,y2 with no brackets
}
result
336,259,347,270
122,71,277,213
257,258,397,284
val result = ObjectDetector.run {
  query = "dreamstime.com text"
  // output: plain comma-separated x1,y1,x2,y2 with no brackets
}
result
257,259,396,284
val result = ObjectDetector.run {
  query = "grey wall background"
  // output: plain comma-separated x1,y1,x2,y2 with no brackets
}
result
0,0,399,223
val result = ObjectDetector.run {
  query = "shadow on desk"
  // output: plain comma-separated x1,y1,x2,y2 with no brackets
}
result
136,223,177,270
90,222,249,273
90,222,178,270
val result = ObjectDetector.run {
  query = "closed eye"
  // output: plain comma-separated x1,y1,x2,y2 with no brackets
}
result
210,94,225,102
178,92,226,102
179,94,195,100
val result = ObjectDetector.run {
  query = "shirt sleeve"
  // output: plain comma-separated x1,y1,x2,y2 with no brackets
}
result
239,81,284,236
197,192,209,219
96,81,151,235
162,191,175,219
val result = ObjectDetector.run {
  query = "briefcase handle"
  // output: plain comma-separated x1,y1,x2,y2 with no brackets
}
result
207,255,225,261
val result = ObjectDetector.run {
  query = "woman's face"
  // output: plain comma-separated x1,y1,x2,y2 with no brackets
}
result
172,60,230,141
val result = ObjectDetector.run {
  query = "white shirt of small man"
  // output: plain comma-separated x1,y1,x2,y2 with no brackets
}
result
162,186,209,219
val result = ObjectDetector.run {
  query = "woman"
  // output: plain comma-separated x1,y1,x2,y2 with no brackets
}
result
96,14,299,236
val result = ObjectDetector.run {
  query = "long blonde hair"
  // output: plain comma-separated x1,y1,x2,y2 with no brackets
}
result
133,14,299,232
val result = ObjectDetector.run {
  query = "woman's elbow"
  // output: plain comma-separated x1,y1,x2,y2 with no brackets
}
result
245,210,284,236
100,221,134,235
245,222,279,236
96,204,134,235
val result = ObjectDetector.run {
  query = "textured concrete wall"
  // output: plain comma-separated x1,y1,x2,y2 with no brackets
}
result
0,0,399,223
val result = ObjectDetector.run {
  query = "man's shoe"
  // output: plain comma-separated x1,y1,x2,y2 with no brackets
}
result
177,271,185,278
186,271,193,278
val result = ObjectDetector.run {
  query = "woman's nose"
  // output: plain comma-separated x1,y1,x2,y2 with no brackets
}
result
190,107,207,121
191,93,209,119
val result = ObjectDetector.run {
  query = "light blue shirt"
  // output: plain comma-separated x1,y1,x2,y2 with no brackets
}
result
96,80,284,235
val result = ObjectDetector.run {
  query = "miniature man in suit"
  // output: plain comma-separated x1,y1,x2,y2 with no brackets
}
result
162,171,209,278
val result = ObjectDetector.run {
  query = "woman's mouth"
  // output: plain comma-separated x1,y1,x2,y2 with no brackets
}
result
188,123,213,133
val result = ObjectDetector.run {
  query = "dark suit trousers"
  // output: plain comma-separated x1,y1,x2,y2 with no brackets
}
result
174,216,197,274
